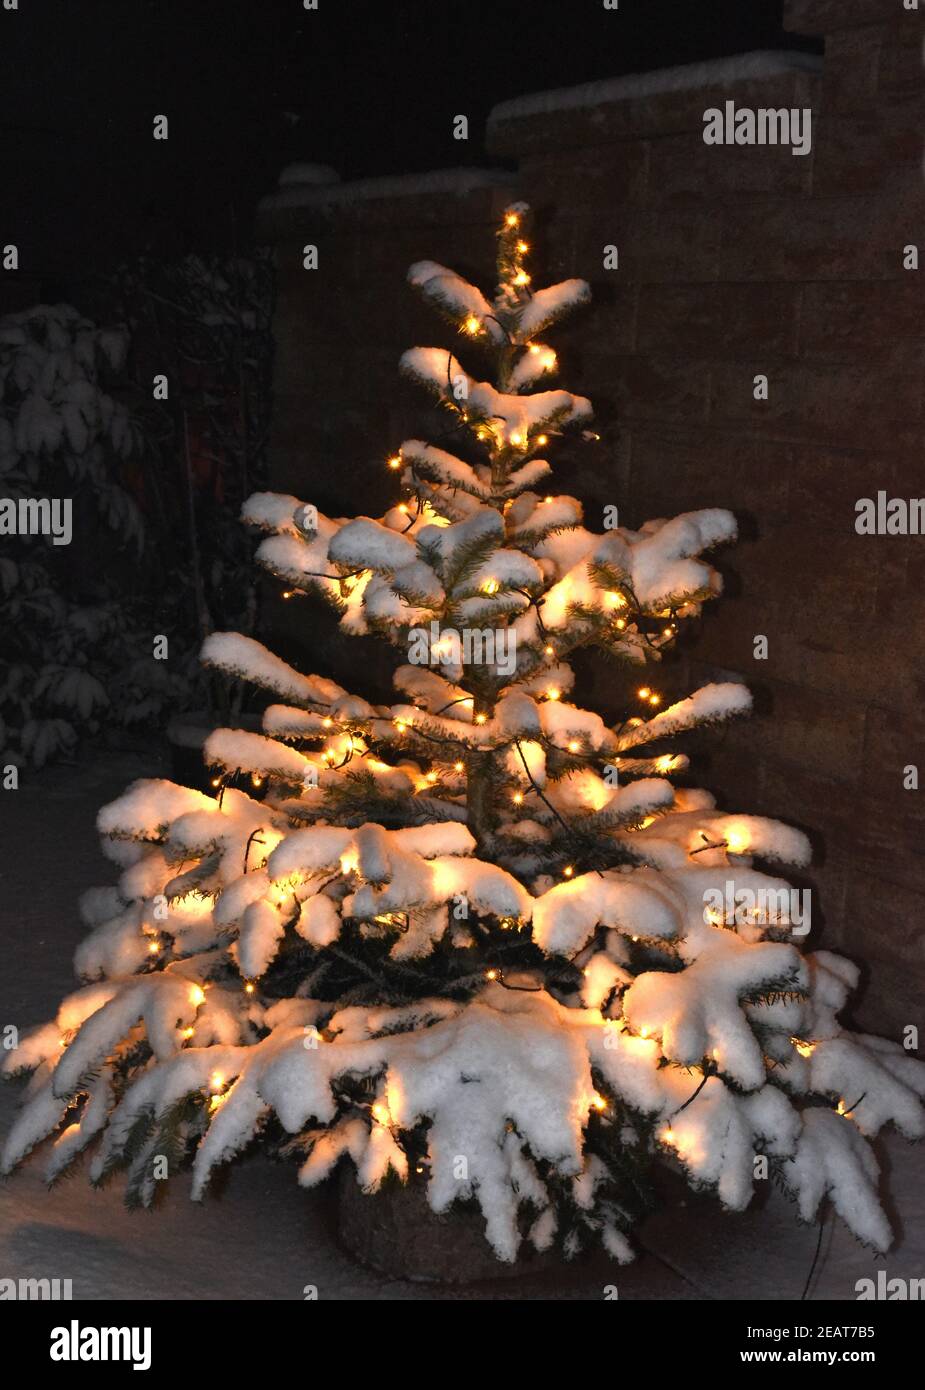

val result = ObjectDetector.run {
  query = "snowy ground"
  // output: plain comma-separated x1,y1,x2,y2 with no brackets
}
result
1,749,921,1301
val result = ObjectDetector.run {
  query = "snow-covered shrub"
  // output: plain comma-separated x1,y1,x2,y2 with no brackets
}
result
3,209,922,1267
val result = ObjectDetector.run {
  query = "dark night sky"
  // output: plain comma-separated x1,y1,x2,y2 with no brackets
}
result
1,0,819,296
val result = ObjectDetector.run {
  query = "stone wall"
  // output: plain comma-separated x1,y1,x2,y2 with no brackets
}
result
257,1,924,1032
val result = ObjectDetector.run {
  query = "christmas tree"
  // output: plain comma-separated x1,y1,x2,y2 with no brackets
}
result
4,204,923,1266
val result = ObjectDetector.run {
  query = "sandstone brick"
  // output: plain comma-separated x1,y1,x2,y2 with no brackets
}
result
647,130,813,202
627,426,795,525
519,143,649,215
816,28,884,113
835,870,925,1033
785,0,910,34
637,283,800,358
709,358,922,449
724,193,925,283
748,680,868,783
800,280,925,358
813,101,925,196
610,354,711,426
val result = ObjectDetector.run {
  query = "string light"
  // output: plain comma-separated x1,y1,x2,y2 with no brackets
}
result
509,430,525,448
486,969,499,980
322,717,333,728
371,1101,390,1125
544,644,554,656
282,590,293,599
512,792,524,805
505,212,519,228
791,1038,815,1058
590,1093,608,1112
181,1026,194,1040
725,825,750,855
475,712,487,725
546,687,560,701
648,693,661,707
513,271,530,287
638,687,651,700
453,761,464,773
516,240,529,253
563,865,575,878
189,985,206,1008
244,982,255,995
481,578,500,595
463,315,481,335
147,940,160,955
211,776,222,788
387,455,402,470
567,740,580,753
251,774,263,788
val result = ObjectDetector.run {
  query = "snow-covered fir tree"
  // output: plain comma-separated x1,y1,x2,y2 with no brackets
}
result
4,205,923,1265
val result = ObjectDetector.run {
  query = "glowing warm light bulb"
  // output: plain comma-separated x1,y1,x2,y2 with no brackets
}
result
481,578,500,595
639,1026,650,1039
529,344,541,355
563,865,575,878
658,756,673,771
244,982,255,995
387,454,402,470
567,740,580,753
547,687,560,701
463,314,481,335
638,687,651,700
791,1038,815,1058
512,792,524,805
509,430,525,448
605,591,627,608
590,1093,608,1112
661,1127,675,1144
211,776,222,788
251,774,263,789
486,969,499,980
505,212,519,227
209,1072,225,1094
537,435,548,446
544,644,554,656
663,627,674,639
425,770,439,784
513,271,530,287
282,590,293,600
148,940,161,955
394,718,408,734
189,985,206,1008
453,761,464,773
649,694,661,707
371,1101,390,1125
516,240,528,253
475,712,487,725
181,1026,194,1039
322,716,333,728
541,351,556,371
725,825,750,855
